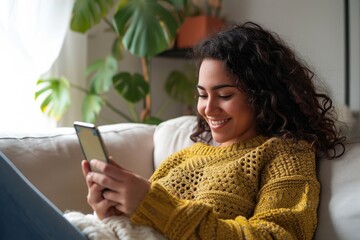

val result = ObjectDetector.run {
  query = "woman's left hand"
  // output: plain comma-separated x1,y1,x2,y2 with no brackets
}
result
87,159,151,216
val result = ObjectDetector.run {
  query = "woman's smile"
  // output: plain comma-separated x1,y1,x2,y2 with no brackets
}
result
207,117,231,129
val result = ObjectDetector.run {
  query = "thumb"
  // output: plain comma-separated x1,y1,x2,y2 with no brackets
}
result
108,156,122,168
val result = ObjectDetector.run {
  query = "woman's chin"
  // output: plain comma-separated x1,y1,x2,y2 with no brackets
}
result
211,134,233,146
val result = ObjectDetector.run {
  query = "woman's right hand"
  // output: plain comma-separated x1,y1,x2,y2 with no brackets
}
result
81,160,121,219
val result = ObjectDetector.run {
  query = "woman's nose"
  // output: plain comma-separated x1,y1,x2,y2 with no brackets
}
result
204,97,220,115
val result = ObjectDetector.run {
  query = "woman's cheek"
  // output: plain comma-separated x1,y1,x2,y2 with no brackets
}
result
197,100,206,116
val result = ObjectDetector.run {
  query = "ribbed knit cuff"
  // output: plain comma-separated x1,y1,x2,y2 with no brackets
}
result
131,182,212,238
131,182,187,232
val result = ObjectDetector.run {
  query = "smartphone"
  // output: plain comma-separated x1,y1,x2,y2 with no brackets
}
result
74,121,110,172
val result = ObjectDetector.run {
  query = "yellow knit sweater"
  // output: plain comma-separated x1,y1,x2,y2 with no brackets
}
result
131,135,320,240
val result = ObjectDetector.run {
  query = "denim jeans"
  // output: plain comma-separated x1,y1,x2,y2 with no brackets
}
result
0,152,86,240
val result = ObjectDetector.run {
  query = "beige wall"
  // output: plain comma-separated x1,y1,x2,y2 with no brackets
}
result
222,0,358,111
350,0,360,110
86,0,357,125
223,0,345,105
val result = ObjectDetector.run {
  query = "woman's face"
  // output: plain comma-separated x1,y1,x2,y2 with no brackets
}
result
197,58,257,146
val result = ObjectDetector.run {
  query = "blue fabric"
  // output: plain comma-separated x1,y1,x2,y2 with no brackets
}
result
0,151,87,240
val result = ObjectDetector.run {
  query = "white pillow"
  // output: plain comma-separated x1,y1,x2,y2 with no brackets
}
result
153,116,197,169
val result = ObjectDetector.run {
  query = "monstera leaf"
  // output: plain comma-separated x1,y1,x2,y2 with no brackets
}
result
37,0,189,124
71,0,116,33
112,72,149,103
85,55,118,94
35,77,71,120
113,0,180,57
143,116,162,125
82,94,105,122
165,70,197,106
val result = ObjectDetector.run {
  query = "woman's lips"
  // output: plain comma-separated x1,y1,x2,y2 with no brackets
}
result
207,118,231,129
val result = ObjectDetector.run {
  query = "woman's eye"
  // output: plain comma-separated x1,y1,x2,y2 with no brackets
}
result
219,94,233,99
197,93,207,98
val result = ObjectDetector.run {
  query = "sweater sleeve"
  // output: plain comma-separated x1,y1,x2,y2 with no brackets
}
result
131,141,320,240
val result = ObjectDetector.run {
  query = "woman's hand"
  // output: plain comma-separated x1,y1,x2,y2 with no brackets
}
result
81,160,120,219
84,159,151,217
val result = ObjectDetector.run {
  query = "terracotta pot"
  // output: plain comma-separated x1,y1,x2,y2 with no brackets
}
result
177,15,225,49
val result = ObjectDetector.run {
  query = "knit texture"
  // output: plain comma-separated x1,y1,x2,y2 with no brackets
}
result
131,136,320,239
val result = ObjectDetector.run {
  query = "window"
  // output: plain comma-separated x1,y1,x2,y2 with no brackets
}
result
0,0,74,131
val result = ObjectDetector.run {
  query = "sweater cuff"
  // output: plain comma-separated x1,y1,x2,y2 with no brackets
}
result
131,182,190,233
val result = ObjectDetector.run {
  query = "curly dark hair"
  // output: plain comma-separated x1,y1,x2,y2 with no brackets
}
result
190,22,346,159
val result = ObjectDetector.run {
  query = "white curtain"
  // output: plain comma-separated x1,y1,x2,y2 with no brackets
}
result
0,0,74,130
51,29,87,127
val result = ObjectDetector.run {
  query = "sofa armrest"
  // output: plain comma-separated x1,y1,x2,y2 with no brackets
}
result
0,123,156,213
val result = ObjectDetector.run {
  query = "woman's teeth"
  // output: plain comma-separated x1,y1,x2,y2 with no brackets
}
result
209,119,229,126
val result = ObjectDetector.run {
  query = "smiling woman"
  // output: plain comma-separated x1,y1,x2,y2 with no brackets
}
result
0,0,73,130
75,22,347,240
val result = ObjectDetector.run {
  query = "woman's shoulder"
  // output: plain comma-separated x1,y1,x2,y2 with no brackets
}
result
261,136,310,144
259,137,317,180
260,136,314,152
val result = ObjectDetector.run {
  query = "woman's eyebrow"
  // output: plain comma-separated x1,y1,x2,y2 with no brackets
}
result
197,84,236,90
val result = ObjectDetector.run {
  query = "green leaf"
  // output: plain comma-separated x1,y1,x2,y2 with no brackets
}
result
166,0,189,18
111,37,124,61
112,72,149,103
113,0,180,57
71,0,116,33
35,77,71,120
143,116,162,125
165,70,197,105
115,0,129,11
85,55,118,94
166,0,188,9
82,94,104,123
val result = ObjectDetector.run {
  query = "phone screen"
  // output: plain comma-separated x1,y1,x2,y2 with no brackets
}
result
74,122,109,172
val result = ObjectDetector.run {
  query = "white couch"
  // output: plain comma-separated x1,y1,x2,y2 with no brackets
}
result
0,115,359,240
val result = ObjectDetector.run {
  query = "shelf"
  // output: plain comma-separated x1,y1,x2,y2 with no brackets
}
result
157,48,192,59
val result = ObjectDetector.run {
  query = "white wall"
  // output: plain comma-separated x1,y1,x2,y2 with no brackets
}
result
87,0,357,125
223,0,346,107
56,30,87,126
350,0,360,111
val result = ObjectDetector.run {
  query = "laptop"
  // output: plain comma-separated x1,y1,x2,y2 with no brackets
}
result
0,151,87,240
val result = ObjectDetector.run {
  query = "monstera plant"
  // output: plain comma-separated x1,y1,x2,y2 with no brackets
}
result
35,0,190,124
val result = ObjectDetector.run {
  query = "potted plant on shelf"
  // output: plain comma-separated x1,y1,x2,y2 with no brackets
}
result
35,0,187,124
176,0,224,48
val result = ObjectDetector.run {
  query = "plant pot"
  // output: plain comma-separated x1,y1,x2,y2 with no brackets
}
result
176,15,225,49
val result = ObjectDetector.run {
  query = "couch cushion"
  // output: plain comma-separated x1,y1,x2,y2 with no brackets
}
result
0,123,155,213
315,141,360,239
98,123,156,179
